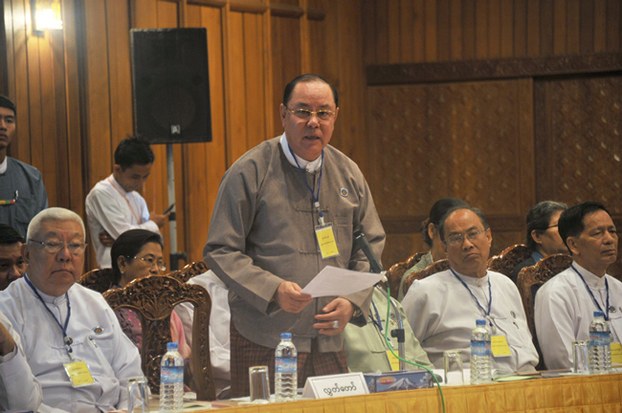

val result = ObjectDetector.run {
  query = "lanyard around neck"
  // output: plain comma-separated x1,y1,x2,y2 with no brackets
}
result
450,268,492,321
571,264,610,321
25,275,74,353
286,143,325,225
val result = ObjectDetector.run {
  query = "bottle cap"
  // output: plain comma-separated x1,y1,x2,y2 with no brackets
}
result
280,332,292,340
475,319,486,326
167,341,179,351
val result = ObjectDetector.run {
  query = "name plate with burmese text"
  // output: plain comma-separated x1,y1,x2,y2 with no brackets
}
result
302,372,369,399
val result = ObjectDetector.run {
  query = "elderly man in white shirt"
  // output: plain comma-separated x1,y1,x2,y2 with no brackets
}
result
535,201,622,370
402,206,538,376
0,207,143,412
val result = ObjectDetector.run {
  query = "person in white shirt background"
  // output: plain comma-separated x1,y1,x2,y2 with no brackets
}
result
85,136,169,268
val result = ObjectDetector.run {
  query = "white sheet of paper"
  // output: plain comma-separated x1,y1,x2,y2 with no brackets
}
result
301,265,383,297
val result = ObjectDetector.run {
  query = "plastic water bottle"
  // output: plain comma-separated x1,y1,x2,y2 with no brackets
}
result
588,311,611,374
470,319,492,384
275,332,297,402
160,342,184,412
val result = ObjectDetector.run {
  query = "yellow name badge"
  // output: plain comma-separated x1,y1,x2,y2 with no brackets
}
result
611,342,622,364
315,224,339,259
491,335,512,357
64,360,95,387
386,350,400,371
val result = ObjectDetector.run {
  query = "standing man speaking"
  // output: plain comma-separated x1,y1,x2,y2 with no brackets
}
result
204,74,385,397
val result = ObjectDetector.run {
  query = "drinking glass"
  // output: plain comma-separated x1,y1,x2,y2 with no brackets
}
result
127,376,150,413
572,340,589,374
443,350,465,385
249,365,271,403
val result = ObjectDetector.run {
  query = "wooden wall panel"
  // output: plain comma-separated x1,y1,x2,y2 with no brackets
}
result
534,74,622,275
363,0,622,65
368,79,535,266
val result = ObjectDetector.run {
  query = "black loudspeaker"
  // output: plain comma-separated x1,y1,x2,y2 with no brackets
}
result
131,28,212,144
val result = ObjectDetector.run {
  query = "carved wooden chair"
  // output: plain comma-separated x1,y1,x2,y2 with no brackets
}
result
487,244,532,278
168,260,209,283
77,268,117,293
385,251,427,299
103,274,216,400
516,253,572,369
401,259,451,298
516,253,572,338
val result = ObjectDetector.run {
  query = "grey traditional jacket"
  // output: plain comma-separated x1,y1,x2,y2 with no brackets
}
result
205,136,385,352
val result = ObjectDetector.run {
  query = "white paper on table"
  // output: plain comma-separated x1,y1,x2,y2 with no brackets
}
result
301,265,383,297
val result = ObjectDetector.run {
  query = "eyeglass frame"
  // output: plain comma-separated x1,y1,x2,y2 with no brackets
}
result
130,254,167,272
285,106,336,121
444,228,488,246
28,238,87,255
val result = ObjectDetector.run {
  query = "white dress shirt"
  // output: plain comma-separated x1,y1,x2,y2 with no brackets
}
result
535,262,622,370
0,277,143,412
402,269,538,374
85,174,159,268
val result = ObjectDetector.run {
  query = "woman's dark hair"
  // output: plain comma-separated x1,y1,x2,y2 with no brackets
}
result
525,200,568,250
110,229,163,282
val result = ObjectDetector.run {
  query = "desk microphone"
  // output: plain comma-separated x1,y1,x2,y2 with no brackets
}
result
353,228,406,370
352,228,383,274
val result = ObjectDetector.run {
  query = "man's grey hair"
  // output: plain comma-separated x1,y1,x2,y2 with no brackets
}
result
26,208,86,241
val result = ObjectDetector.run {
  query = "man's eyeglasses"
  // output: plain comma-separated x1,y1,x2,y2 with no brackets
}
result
133,254,167,272
0,190,18,206
28,239,87,255
445,228,486,246
286,107,335,121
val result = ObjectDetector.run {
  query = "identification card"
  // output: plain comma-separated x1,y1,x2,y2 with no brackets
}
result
315,223,339,259
491,335,511,357
386,349,400,371
611,342,622,364
64,360,95,387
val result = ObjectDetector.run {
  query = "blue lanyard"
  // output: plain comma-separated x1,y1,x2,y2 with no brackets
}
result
286,143,325,225
24,275,74,353
370,300,383,333
450,268,492,320
571,265,610,321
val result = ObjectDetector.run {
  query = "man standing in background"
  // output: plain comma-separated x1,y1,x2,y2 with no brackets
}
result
85,136,168,268
0,96,48,237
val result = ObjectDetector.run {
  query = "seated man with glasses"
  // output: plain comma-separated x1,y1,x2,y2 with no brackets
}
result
402,206,538,376
0,207,143,412
110,229,191,363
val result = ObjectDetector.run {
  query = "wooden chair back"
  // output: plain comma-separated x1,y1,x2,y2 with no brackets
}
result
385,251,427,299
401,259,450,297
103,274,216,400
516,253,572,369
168,260,209,283
487,244,532,277
77,268,116,293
